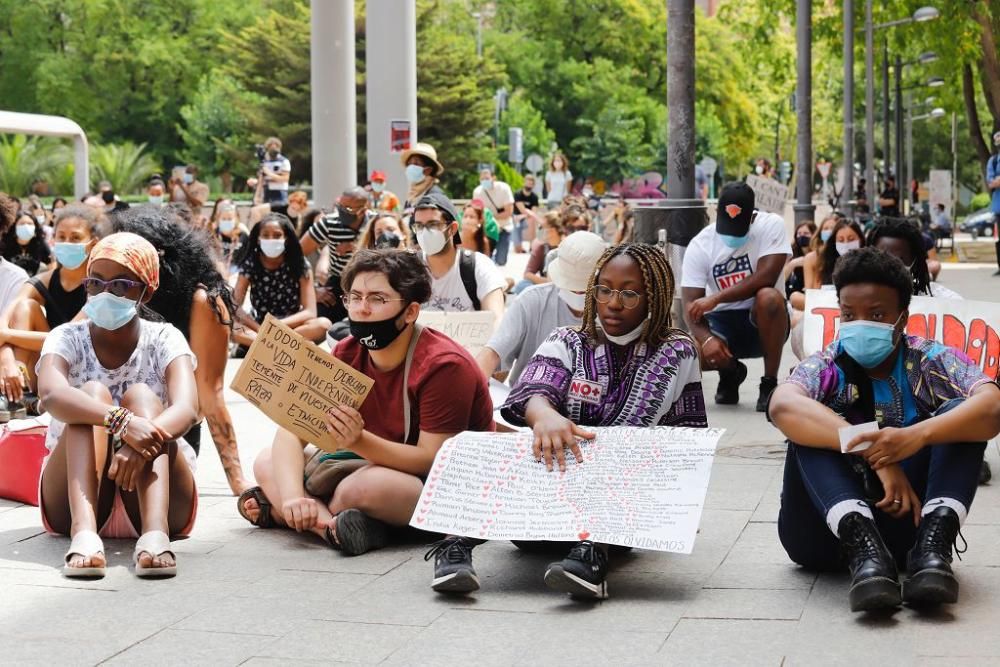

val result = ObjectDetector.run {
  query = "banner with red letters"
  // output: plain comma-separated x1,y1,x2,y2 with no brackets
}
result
803,289,1000,380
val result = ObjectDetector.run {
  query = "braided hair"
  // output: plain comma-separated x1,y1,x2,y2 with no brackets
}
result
867,218,933,296
580,243,688,347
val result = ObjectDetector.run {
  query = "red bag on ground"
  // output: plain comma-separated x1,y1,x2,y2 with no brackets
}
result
0,421,48,506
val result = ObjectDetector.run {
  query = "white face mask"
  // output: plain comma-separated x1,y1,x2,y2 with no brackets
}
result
148,195,163,206
219,218,236,234
558,289,586,312
835,240,861,256
755,165,764,175
34,214,45,225
260,239,286,258
600,319,645,346
416,228,448,255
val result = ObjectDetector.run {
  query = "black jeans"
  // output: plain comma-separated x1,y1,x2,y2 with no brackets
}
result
777,399,985,570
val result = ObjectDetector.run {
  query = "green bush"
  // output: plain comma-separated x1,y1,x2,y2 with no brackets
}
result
970,192,991,211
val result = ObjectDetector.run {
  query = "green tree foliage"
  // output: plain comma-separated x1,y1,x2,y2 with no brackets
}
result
497,91,556,168
0,135,71,197
89,142,161,194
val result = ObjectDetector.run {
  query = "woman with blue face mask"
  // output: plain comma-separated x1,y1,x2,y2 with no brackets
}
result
231,213,332,349
3,211,52,276
769,247,1000,612
211,201,247,278
36,231,200,579
0,205,102,418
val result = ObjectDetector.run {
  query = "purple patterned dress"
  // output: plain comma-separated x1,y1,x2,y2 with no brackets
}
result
500,327,707,428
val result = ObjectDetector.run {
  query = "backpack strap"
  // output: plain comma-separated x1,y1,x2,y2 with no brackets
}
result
401,324,424,444
458,250,481,311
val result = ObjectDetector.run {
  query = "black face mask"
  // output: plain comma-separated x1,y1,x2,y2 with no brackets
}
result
375,231,402,249
338,205,361,225
350,307,409,350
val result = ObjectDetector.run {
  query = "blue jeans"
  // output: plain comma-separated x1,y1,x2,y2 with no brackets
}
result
777,399,985,570
493,229,511,266
511,219,527,253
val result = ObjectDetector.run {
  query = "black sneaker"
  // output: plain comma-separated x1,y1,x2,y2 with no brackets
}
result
838,512,901,611
21,392,42,417
424,537,480,593
543,540,609,599
903,506,963,606
756,376,778,413
980,461,992,485
714,361,747,405
0,395,26,422
328,509,389,556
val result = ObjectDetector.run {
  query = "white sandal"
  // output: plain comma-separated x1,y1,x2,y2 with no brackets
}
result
133,530,177,578
63,530,106,578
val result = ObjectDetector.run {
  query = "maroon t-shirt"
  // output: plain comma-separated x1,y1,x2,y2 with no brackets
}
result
334,327,495,444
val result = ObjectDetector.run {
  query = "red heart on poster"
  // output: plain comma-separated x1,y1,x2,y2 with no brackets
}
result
510,475,517,481
416,516,424,524
480,531,487,537
578,531,590,540
483,484,491,491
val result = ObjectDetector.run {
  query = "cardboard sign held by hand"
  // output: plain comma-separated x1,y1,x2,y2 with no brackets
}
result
417,310,496,356
230,315,374,452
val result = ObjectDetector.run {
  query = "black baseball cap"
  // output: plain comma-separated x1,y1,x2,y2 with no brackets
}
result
716,182,756,236
414,191,458,223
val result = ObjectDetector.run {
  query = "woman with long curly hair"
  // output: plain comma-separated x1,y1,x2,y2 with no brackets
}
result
109,207,250,495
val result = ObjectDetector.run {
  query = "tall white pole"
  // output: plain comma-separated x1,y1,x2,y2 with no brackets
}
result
311,0,357,209
366,0,417,198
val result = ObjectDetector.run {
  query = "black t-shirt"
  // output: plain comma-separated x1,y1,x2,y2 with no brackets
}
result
514,189,539,212
880,186,900,217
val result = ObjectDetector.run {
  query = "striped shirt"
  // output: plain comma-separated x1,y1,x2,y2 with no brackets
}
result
307,210,366,280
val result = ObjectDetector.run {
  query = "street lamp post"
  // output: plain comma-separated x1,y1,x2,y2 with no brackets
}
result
906,105,946,205
894,51,938,212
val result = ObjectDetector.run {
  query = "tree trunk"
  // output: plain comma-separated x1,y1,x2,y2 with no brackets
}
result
973,2,1000,129
221,169,233,194
962,63,991,179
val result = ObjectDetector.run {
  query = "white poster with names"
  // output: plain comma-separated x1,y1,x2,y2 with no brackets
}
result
410,426,724,553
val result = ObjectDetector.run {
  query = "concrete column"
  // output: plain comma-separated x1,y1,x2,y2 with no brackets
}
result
311,0,357,210
840,0,854,213
366,0,417,199
794,0,815,224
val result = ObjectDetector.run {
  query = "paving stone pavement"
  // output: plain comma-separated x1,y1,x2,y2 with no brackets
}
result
1,262,998,666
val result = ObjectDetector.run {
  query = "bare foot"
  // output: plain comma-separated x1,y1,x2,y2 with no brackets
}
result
242,496,261,524
67,552,106,570
136,550,175,570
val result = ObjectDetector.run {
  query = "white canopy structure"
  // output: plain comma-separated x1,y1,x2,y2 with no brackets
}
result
0,111,89,199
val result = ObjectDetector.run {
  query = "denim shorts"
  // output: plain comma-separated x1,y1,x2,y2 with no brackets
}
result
705,306,790,360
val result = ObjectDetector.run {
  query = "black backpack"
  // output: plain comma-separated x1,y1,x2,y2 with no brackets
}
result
458,249,480,310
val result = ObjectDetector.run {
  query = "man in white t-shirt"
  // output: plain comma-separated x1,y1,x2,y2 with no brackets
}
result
681,181,791,412
478,231,607,385
248,137,292,206
414,192,506,325
472,168,515,267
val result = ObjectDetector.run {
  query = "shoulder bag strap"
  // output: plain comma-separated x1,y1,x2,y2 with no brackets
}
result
402,324,424,444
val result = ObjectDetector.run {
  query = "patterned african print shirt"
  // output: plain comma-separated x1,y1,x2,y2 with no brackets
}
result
786,335,994,428
500,327,706,428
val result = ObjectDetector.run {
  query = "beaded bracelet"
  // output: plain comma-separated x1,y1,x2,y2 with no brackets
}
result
104,406,133,439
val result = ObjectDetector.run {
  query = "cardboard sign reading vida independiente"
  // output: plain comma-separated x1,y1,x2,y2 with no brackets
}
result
230,315,374,452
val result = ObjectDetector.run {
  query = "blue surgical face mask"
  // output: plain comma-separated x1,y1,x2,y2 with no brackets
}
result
53,242,89,270
371,181,385,193
148,195,164,206
260,238,286,259
84,291,141,331
218,218,236,234
719,233,748,249
480,179,493,190
15,224,34,242
405,165,426,183
838,314,903,368
183,173,193,184
820,229,833,243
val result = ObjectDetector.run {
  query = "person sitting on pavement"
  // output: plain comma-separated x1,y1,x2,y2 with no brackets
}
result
414,192,506,324
426,243,706,599
477,231,607,386
804,218,865,290
0,205,101,419
5,209,53,276
458,199,497,257
681,181,791,412
38,232,199,580
359,211,410,251
212,201,249,278
784,220,817,312
512,210,565,295
238,249,494,556
367,170,400,213
768,247,1000,612
868,218,960,301
232,213,332,347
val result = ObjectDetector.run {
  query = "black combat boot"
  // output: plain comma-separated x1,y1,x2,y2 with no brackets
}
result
838,512,901,611
903,506,962,606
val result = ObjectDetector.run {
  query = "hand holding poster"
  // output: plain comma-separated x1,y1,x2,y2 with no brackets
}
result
417,310,496,356
802,289,1000,380
410,426,724,553
230,315,374,451
745,174,789,214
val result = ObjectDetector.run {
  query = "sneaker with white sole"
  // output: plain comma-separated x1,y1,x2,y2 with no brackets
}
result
543,540,609,599
425,536,480,593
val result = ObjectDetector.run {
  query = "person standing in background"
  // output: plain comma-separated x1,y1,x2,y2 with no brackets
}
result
472,168,515,267
513,174,540,254
367,171,400,213
986,131,1000,276
545,153,572,207
248,137,291,207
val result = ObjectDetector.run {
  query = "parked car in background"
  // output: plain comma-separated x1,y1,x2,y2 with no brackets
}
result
960,208,995,238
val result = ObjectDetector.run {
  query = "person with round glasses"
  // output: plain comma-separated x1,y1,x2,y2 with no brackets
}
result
425,243,706,600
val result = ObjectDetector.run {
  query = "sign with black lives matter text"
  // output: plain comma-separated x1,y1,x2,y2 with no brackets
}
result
417,310,496,357
411,427,723,553
230,315,374,452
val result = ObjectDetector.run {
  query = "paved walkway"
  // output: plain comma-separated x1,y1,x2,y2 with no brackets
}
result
1,261,998,666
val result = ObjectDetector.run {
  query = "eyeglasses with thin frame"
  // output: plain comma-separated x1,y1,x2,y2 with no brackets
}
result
411,220,448,233
342,293,407,310
594,285,644,309
83,277,146,298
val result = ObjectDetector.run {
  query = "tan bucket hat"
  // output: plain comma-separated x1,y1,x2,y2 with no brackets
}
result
400,142,445,177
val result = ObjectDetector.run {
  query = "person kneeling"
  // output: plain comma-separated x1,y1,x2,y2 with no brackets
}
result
239,250,494,555
768,247,1000,612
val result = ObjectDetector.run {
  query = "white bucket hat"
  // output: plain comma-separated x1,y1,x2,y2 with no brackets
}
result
547,231,608,292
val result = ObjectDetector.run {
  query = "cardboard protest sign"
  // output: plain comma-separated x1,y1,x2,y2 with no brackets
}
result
417,310,496,356
410,426,723,553
803,289,1000,380
745,174,789,214
230,315,374,451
